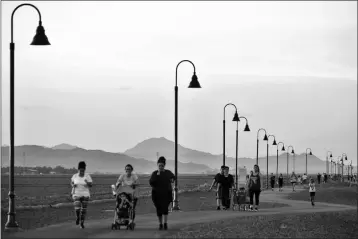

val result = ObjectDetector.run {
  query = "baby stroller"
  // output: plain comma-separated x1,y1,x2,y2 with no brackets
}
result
111,185,136,230
232,187,250,211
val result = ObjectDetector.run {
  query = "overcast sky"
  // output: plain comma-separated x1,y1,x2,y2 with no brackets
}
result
1,1,357,166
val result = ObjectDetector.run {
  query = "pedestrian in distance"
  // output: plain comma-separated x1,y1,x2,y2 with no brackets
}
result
270,173,275,191
278,173,284,191
216,166,235,210
290,172,297,192
308,178,316,206
149,156,175,230
70,161,93,229
247,164,262,212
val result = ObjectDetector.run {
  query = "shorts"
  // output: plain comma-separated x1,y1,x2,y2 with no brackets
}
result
309,192,315,197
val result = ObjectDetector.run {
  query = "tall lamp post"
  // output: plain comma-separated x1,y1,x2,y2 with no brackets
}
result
286,146,294,183
276,142,285,180
266,135,277,189
223,103,240,166
172,60,201,211
326,151,333,175
234,116,250,188
341,153,347,181
305,148,312,175
256,128,268,165
5,3,50,231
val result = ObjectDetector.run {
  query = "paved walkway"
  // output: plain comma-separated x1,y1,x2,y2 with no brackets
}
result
3,188,355,238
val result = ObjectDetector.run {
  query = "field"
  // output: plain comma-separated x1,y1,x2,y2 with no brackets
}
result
165,211,358,238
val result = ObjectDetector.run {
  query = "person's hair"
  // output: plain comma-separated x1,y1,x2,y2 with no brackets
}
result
157,156,166,165
253,164,260,173
78,161,86,170
125,164,133,171
220,165,226,169
310,178,314,182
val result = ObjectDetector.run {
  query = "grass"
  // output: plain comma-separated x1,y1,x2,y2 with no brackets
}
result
164,211,357,238
0,191,288,231
286,183,357,206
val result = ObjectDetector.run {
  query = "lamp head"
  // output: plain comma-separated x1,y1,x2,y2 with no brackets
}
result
345,156,348,160
272,139,277,146
30,22,50,45
232,111,240,122
309,151,313,155
281,146,285,151
188,73,201,88
330,153,332,158
244,124,250,132
263,134,268,141
291,149,295,154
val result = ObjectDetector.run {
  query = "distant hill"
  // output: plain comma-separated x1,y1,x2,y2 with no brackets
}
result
0,145,212,174
124,137,346,174
52,143,78,150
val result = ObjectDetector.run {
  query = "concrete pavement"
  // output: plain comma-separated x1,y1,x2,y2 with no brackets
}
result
2,188,355,238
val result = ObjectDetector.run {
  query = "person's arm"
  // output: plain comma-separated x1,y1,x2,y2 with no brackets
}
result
85,174,93,188
133,174,140,187
149,171,158,187
70,175,76,187
116,175,123,188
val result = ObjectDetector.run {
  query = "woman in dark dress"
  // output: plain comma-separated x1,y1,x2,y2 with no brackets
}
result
149,156,175,230
248,164,262,211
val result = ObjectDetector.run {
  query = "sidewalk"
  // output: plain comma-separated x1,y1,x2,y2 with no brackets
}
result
3,187,355,239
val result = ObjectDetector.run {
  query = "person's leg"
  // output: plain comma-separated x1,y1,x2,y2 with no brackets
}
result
80,196,89,228
249,190,254,210
254,191,260,211
215,192,221,210
73,196,81,225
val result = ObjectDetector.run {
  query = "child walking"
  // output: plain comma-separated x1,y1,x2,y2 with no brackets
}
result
309,178,316,206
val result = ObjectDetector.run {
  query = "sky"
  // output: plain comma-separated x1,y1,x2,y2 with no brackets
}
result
1,1,357,166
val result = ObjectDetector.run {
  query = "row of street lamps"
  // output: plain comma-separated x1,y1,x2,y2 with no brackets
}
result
327,152,351,180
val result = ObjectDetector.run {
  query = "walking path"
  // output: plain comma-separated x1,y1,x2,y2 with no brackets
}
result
3,187,355,238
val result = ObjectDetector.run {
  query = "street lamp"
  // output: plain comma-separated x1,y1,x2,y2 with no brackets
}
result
326,151,333,175
276,142,285,180
223,103,240,166
341,153,347,181
234,116,250,188
305,148,312,175
256,128,268,165
5,3,50,231
286,146,294,183
266,135,277,189
172,60,201,211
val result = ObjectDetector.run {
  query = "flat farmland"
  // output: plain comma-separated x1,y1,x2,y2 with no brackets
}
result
1,174,213,208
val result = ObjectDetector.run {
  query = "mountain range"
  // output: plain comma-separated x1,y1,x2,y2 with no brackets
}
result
1,137,354,174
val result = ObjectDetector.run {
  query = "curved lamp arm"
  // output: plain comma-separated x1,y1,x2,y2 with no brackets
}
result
277,142,285,151
223,103,237,120
11,3,42,43
267,135,276,145
287,145,294,154
306,148,312,154
257,128,267,139
237,116,249,130
342,153,347,161
175,60,196,87
326,151,333,158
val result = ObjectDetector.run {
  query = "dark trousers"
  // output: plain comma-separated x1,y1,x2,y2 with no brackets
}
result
249,190,260,206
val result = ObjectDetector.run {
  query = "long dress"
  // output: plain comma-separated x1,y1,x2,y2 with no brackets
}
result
149,169,175,216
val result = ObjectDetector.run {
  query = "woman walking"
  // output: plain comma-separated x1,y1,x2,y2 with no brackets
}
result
290,172,298,192
71,161,93,229
149,156,175,230
248,164,262,211
278,173,284,191
114,164,140,222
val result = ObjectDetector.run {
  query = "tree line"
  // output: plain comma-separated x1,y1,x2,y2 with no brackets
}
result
1,165,78,175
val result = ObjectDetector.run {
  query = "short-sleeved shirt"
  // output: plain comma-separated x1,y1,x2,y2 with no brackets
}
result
270,176,276,182
149,169,175,192
309,183,316,192
116,173,139,187
278,176,284,184
71,173,93,197
217,174,234,189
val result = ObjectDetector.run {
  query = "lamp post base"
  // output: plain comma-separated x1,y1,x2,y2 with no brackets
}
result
4,215,20,232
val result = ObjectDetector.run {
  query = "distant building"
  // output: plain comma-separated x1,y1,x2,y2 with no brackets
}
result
49,171,56,175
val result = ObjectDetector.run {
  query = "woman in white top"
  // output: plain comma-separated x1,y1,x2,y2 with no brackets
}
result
71,161,93,229
115,164,140,220
308,178,316,206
